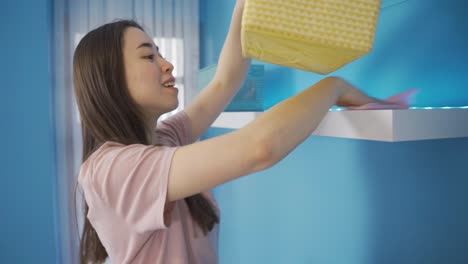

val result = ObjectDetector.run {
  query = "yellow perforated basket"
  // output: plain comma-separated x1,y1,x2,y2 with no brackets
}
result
241,0,382,74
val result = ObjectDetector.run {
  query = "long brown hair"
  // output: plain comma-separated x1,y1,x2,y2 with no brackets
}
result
73,20,219,264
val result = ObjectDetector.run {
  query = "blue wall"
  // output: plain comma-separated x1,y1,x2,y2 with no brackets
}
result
0,0,58,263
200,0,468,263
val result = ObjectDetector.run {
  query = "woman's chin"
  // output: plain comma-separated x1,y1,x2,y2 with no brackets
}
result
168,101,179,112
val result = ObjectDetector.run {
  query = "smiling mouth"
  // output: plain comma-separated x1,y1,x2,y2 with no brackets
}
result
162,82,175,87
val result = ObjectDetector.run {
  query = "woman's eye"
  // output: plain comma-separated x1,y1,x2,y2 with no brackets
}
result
144,55,155,61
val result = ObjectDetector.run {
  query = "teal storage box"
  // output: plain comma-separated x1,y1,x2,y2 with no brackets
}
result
198,64,265,111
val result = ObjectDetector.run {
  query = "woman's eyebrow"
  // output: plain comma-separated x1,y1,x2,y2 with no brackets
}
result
136,42,159,52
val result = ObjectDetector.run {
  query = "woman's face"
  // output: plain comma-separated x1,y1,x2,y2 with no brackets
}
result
123,27,178,120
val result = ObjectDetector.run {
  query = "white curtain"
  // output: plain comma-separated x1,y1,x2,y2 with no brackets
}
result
52,1,199,263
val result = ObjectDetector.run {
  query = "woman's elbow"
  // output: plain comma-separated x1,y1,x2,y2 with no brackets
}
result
250,136,277,172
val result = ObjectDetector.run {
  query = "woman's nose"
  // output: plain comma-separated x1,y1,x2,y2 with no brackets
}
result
160,58,174,73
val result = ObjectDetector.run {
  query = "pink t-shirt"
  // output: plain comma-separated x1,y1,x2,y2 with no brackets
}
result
78,111,220,264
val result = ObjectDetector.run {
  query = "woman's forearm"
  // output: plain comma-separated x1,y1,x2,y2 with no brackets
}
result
184,0,251,141
242,77,344,170
214,0,251,90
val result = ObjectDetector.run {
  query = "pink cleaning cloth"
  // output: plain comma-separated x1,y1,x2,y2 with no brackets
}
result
346,88,419,110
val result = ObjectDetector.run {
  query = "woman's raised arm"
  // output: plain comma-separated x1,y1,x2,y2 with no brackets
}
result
184,0,251,142
167,77,370,202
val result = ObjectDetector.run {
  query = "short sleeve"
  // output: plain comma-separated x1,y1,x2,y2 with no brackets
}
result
155,110,192,147
89,142,177,233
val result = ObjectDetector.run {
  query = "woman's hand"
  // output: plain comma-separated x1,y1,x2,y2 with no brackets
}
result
334,77,400,108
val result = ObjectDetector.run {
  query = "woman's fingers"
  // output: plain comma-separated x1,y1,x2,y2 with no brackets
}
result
345,88,418,110
384,88,419,106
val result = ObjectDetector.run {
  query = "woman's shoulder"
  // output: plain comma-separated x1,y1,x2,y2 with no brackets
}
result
78,141,140,183
77,140,178,217
78,141,119,183
155,111,192,146
78,141,176,183
82,141,125,166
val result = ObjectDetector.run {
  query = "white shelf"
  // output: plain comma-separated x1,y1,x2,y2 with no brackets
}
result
211,109,468,142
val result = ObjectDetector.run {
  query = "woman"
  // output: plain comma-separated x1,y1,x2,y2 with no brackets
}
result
74,1,398,263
